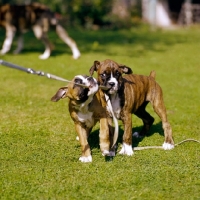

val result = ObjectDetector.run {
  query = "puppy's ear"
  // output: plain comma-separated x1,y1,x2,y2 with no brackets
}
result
89,60,100,75
51,87,68,102
119,65,133,74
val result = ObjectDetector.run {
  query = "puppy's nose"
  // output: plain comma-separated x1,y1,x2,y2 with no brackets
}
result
109,82,115,87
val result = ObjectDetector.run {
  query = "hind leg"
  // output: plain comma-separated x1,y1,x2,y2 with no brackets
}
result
134,102,154,138
152,96,174,150
32,25,53,59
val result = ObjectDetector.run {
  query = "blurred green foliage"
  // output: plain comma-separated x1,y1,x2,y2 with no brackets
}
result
0,0,141,29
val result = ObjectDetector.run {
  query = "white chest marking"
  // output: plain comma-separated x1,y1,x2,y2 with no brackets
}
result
77,111,94,128
75,95,95,128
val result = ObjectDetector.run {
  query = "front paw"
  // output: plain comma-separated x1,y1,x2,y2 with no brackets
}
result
119,143,134,156
79,155,92,162
102,150,115,157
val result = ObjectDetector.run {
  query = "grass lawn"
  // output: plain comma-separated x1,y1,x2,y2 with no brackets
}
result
0,25,200,200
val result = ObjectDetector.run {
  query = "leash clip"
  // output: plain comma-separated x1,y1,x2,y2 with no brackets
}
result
35,71,45,76
27,68,36,74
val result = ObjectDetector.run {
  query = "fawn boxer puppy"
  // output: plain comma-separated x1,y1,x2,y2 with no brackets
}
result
51,75,116,162
0,3,80,59
89,59,174,156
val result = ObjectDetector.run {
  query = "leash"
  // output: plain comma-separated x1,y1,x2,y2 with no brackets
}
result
133,138,200,150
0,59,89,88
0,59,108,89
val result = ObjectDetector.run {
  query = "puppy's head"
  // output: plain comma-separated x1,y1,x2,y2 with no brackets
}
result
89,59,132,94
51,75,98,102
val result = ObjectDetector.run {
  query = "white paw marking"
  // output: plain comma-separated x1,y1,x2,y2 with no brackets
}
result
72,48,81,59
76,136,79,141
79,155,92,162
39,49,51,59
119,143,134,156
162,142,174,150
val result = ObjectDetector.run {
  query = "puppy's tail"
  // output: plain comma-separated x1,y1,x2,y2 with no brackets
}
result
149,70,156,79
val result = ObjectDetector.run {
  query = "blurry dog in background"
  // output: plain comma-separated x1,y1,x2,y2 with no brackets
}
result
0,3,80,59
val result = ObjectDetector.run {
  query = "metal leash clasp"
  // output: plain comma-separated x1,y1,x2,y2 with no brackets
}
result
27,68,36,74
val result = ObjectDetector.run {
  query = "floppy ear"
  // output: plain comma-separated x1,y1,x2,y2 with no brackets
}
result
89,60,100,75
51,87,68,102
119,65,133,74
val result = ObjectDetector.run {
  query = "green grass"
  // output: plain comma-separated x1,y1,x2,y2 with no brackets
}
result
0,25,200,200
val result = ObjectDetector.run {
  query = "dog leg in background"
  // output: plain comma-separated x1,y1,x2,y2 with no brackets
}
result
0,25,15,55
32,24,53,59
13,34,24,54
56,25,81,59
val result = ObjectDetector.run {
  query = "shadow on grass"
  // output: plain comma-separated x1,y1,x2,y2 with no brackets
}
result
0,27,191,58
88,121,164,151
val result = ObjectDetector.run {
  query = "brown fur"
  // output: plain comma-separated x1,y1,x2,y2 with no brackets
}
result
51,76,113,162
90,59,174,155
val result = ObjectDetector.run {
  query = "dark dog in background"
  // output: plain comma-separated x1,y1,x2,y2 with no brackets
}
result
51,75,117,162
90,59,174,156
0,3,80,59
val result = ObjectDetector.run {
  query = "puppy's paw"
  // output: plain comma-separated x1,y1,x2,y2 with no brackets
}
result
119,143,134,156
162,142,174,150
79,155,92,163
102,150,116,157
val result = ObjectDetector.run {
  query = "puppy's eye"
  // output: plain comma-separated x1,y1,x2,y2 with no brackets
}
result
100,73,106,78
74,78,82,84
115,71,120,77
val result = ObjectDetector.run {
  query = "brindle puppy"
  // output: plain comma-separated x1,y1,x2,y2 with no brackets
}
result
89,59,174,156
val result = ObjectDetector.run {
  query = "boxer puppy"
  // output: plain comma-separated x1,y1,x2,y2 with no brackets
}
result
0,3,80,59
89,59,174,156
51,75,116,162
